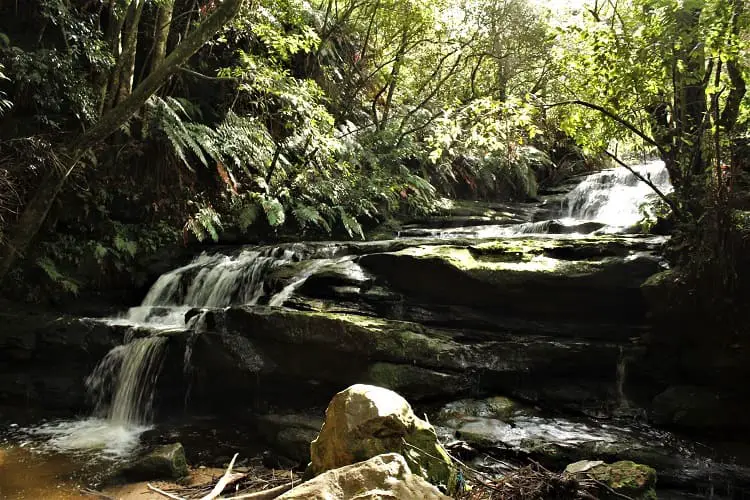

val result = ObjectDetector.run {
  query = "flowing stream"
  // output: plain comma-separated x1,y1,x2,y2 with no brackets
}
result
16,160,749,499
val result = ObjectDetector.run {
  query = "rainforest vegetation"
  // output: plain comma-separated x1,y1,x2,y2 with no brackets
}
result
0,0,748,330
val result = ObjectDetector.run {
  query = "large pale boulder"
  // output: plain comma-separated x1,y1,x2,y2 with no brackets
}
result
310,384,456,493
279,453,450,500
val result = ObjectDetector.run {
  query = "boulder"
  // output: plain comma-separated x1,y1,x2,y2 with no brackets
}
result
256,413,324,463
358,239,662,321
278,453,451,500
122,443,188,480
435,396,520,427
310,384,456,493
567,460,657,500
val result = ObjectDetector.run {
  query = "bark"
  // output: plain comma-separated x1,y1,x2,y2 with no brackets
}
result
0,0,245,283
150,0,175,73
380,30,408,129
116,0,147,104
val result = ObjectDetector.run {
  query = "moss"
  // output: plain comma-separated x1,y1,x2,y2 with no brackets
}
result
589,461,657,500
403,420,457,494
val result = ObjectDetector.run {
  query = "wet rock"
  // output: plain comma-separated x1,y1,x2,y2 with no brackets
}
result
256,413,324,463
310,384,456,493
571,460,657,500
435,396,521,427
364,363,467,400
0,314,123,410
358,239,662,321
651,386,750,430
218,306,626,410
278,453,450,500
123,443,189,480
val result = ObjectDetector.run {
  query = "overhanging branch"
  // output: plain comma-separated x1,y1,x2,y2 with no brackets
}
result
543,99,667,157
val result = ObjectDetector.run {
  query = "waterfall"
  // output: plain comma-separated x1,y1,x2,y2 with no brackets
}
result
563,161,672,227
86,335,168,425
28,335,168,457
117,246,303,328
268,258,345,307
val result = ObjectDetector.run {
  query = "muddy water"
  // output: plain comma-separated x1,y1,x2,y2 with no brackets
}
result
0,446,98,499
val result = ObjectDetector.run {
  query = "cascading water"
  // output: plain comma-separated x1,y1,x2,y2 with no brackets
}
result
28,334,168,457
86,335,168,425
117,246,304,328
563,160,672,227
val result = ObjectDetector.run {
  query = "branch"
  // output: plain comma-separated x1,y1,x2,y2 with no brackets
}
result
201,452,240,500
75,0,244,150
543,100,667,157
603,150,679,216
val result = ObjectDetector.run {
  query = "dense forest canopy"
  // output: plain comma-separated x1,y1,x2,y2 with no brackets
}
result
0,0,748,314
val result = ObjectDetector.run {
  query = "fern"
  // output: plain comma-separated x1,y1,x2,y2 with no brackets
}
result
261,197,286,227
293,203,330,232
0,62,11,116
185,205,223,242
339,208,364,239
37,257,80,295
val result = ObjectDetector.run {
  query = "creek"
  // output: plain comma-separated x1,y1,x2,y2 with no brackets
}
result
2,161,749,499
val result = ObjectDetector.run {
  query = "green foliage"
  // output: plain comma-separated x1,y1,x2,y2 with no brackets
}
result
185,204,223,242
36,257,80,295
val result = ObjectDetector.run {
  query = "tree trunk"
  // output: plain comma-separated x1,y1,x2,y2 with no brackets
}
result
380,30,408,129
115,0,146,104
150,0,175,73
0,0,245,283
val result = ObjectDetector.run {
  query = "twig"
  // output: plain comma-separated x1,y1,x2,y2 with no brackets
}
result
222,483,295,499
148,483,187,500
603,149,680,216
586,477,635,500
201,453,240,500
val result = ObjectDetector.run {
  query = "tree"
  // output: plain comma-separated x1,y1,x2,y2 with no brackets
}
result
0,0,244,283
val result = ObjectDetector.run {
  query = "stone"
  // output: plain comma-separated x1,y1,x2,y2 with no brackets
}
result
358,239,662,321
256,413,324,463
364,363,466,400
435,396,519,427
278,453,451,500
122,443,188,480
574,460,657,500
310,384,456,493
650,385,750,430
565,460,604,474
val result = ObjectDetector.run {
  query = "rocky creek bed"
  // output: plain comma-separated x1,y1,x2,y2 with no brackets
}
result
2,163,750,498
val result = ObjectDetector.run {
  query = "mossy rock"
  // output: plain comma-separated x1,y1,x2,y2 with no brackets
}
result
123,443,188,480
310,384,457,494
587,460,657,500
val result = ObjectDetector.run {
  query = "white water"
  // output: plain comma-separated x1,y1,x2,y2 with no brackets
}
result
29,336,167,457
563,160,672,227
108,246,304,329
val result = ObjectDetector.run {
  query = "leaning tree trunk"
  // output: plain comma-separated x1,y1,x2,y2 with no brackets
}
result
0,0,245,283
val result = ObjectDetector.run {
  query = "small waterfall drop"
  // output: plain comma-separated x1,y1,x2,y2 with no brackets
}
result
86,335,168,425
28,335,168,457
563,161,672,227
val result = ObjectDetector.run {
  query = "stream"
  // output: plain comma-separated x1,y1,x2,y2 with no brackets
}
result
3,161,750,499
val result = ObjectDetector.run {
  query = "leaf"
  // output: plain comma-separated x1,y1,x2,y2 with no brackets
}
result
339,209,364,240
262,197,286,227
